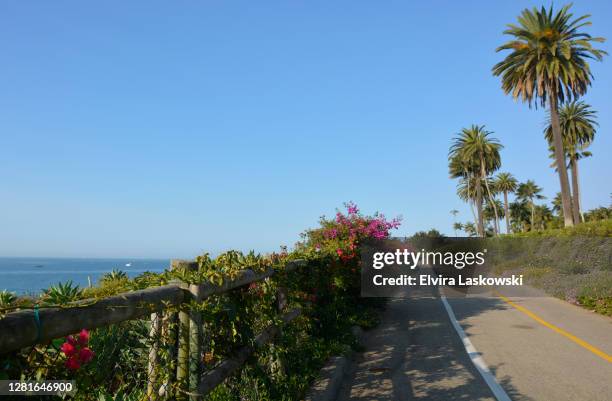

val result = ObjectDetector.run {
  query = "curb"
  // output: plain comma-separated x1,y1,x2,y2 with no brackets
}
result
303,326,364,401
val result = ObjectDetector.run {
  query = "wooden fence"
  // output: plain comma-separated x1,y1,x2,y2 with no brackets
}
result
0,258,307,400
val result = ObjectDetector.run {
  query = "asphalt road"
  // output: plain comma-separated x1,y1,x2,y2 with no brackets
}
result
337,285,612,401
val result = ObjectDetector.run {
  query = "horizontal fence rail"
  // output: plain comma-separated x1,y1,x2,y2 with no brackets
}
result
0,284,186,354
0,259,306,355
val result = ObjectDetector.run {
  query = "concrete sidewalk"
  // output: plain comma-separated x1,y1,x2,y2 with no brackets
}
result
337,286,498,401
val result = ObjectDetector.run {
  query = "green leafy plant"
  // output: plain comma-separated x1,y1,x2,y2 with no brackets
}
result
0,290,16,307
100,269,128,283
41,281,83,305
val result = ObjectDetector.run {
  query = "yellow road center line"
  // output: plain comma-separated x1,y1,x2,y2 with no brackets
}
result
495,292,612,364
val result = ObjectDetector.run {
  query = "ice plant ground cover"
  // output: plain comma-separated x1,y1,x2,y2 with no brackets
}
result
0,203,401,401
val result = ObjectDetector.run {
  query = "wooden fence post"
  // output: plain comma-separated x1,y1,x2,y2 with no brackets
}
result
189,284,203,401
276,286,288,312
176,301,190,400
274,286,288,376
161,309,178,400
147,312,160,401
171,260,198,400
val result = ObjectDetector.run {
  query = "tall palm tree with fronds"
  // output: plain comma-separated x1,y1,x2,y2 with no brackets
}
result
494,172,518,234
450,155,478,229
449,125,502,237
455,175,480,232
484,199,504,235
552,192,564,216
545,101,597,223
492,4,606,228
516,180,546,230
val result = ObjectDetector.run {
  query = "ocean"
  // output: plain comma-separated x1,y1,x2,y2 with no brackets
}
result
0,257,170,295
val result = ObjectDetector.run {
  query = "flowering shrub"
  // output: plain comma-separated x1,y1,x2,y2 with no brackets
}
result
302,202,402,261
60,329,95,371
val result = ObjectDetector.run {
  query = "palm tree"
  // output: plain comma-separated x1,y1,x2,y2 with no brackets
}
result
551,192,564,216
450,156,479,232
449,125,502,236
493,172,518,234
509,200,531,232
545,101,597,223
516,180,545,230
534,204,554,230
492,4,606,228
453,222,463,237
484,199,504,235
456,175,498,235
462,222,477,237
450,209,460,235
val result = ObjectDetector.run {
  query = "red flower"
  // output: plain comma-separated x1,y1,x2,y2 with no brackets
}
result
78,329,89,346
79,347,94,363
65,355,81,370
336,249,343,257
62,328,95,371
60,342,76,357
66,335,78,346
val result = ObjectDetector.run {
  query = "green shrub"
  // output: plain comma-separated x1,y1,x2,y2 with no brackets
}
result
508,218,612,238
487,234,612,317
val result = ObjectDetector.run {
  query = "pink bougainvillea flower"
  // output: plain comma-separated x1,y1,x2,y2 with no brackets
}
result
60,342,76,357
79,347,95,364
78,329,90,346
346,202,359,215
335,212,349,224
65,355,81,370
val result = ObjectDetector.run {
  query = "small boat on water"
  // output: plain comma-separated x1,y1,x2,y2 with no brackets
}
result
34,264,44,268
125,262,132,267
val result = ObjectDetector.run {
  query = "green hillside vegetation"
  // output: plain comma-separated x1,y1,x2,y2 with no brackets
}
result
488,230,612,316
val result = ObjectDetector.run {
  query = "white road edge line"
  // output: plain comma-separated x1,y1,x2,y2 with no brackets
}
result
440,294,512,401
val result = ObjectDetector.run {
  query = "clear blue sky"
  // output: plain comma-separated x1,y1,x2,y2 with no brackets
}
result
1,1,610,258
